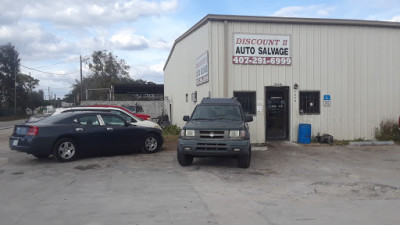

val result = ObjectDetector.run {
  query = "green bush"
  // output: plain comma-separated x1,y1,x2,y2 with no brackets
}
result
162,125,181,135
375,120,400,142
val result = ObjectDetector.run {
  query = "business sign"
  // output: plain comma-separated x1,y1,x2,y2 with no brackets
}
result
233,33,291,65
196,51,209,86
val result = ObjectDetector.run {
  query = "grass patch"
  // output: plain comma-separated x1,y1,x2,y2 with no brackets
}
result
375,120,400,142
162,125,180,135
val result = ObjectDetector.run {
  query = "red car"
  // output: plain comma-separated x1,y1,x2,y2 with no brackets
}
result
86,105,151,120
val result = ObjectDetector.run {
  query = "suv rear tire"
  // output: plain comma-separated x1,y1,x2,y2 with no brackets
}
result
177,149,193,166
237,147,251,168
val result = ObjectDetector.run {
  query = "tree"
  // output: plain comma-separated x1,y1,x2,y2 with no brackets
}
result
0,43,44,116
17,73,45,112
66,50,150,102
0,43,20,109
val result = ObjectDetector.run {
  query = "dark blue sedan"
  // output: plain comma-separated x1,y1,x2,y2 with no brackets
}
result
9,111,164,162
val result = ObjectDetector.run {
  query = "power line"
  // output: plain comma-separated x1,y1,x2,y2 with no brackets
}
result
21,65,79,75
33,57,79,69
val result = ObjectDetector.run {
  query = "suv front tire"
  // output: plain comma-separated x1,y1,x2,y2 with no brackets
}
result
177,149,193,166
237,147,251,168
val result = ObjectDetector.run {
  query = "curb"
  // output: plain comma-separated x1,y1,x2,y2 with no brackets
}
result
349,141,395,146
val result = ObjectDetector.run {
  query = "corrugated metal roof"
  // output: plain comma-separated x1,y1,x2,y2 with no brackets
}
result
163,14,400,71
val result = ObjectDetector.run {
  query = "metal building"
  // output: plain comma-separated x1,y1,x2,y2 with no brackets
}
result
163,14,400,143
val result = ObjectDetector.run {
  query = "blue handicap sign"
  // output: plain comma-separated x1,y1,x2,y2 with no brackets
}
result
324,95,331,101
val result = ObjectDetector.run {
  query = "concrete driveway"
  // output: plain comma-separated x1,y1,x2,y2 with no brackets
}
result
0,127,399,225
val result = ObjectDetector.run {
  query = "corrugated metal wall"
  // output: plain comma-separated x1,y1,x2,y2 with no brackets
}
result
209,21,400,142
164,23,211,126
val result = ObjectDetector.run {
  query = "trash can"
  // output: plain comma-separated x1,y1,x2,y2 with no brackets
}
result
298,123,311,144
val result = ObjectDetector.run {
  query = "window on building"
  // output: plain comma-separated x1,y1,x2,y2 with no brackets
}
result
299,91,320,114
234,91,256,115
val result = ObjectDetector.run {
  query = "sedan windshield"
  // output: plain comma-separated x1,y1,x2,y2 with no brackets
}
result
191,105,242,120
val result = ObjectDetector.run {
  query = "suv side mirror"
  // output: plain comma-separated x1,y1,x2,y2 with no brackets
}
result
183,115,190,121
245,115,253,122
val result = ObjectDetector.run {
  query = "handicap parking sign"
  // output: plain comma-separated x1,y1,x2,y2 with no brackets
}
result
324,95,331,101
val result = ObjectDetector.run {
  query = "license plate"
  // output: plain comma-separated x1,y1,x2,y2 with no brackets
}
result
12,140,18,146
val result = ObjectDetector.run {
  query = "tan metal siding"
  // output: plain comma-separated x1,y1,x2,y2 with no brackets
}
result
209,21,400,142
164,23,210,128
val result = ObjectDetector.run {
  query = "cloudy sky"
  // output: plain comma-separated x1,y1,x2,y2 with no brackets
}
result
1,0,399,99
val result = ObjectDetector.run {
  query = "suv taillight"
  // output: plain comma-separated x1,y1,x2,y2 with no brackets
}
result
27,126,39,136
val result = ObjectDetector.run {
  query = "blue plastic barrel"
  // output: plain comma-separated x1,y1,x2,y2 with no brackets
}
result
298,124,311,144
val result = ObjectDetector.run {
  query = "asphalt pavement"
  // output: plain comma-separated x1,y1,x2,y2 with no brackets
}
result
0,119,26,130
0,127,400,225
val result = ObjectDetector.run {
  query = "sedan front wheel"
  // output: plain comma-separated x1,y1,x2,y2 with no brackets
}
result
141,134,160,154
53,138,78,162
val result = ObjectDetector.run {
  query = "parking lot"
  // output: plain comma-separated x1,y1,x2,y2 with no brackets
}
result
0,126,400,225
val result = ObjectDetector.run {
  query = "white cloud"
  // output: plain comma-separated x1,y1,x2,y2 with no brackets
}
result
0,21,76,60
78,36,109,53
110,31,149,50
272,5,335,18
390,15,400,21
110,28,173,51
11,0,179,27
130,63,164,83
0,1,23,24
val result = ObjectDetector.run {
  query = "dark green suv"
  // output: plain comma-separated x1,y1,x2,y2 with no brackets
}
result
177,97,253,168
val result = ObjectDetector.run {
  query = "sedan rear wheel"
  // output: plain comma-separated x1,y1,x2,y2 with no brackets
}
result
53,138,78,162
141,134,160,154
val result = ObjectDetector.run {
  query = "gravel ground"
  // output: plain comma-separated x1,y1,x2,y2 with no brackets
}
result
1,127,400,225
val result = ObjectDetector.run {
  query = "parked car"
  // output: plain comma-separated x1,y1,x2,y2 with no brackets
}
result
26,114,52,123
52,106,161,130
177,97,253,168
9,111,163,162
88,105,151,121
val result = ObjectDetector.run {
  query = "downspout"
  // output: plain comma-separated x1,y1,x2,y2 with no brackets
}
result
223,20,229,97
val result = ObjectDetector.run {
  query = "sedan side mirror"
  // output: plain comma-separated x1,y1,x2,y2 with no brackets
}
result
183,115,190,121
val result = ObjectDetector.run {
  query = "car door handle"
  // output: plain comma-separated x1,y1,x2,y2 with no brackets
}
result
76,128,83,132
107,128,113,131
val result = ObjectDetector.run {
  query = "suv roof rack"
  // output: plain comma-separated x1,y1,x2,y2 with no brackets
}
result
200,97,239,104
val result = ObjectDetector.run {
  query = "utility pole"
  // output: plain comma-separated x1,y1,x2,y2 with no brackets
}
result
14,64,17,117
80,55,83,105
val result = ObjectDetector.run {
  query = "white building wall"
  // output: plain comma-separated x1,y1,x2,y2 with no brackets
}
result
164,23,211,128
208,21,400,142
